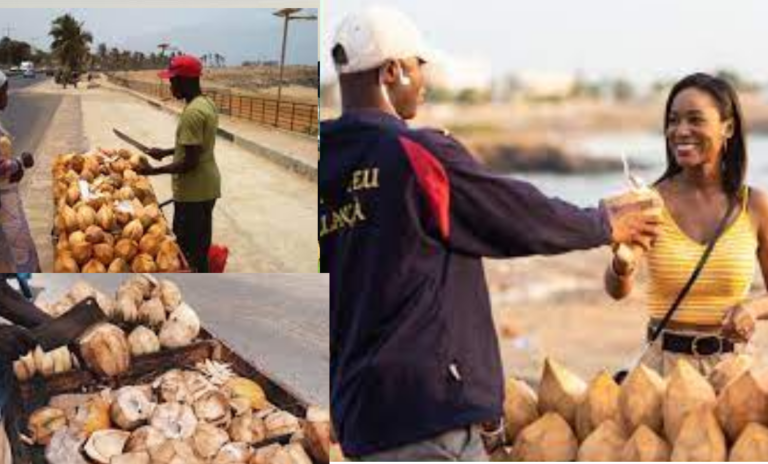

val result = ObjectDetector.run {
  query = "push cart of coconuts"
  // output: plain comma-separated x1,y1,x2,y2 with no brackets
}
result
5,275,331,464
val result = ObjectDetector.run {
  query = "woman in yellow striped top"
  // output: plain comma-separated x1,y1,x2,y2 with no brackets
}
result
605,73,768,376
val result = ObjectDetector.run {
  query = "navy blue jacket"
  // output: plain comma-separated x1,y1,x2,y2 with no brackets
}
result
320,110,611,456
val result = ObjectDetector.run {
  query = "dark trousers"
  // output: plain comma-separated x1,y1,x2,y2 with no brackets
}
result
173,199,216,273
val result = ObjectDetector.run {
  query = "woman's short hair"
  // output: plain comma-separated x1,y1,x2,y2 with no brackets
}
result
657,72,747,196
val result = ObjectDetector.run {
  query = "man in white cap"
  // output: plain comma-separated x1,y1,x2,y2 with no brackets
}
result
321,6,662,461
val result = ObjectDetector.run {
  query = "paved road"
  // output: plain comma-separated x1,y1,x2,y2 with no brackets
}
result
9,273,330,407
0,76,62,156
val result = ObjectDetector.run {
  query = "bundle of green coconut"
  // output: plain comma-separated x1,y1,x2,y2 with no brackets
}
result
495,356,768,461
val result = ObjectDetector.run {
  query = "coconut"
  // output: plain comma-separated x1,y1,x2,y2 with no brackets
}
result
128,326,161,357
62,205,79,232
575,371,620,442
576,420,626,462
83,259,107,273
156,279,182,311
28,407,68,445
663,359,716,443
138,298,166,328
33,345,55,377
111,387,157,431
715,369,768,442
729,422,768,461
122,219,144,241
223,377,268,411
93,243,115,266
284,443,314,464
150,403,198,440
97,205,116,231
132,253,157,273
621,424,670,462
192,422,231,459
79,323,131,377
154,370,192,404
503,377,539,442
194,391,232,428
110,452,151,464
619,363,665,435
184,371,217,401
212,442,253,464
66,184,80,205
139,234,162,257
55,254,80,273
71,397,112,436
85,225,106,244
159,303,201,349
302,407,332,463
117,296,139,324
108,258,131,273
250,444,282,464
45,428,89,464
156,247,182,272
511,412,578,462
84,429,131,464
538,358,587,428
115,239,139,262
709,355,754,394
147,221,168,238
77,205,98,231
69,230,87,245
264,411,300,438
71,242,94,265
149,439,202,464
229,413,267,444
670,406,726,462
124,426,167,453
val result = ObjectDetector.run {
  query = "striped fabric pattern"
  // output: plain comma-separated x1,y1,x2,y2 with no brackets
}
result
646,187,758,326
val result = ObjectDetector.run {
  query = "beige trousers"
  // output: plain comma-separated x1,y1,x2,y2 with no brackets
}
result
638,330,752,377
0,418,11,464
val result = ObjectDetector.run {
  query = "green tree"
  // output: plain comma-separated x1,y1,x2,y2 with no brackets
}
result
49,14,93,73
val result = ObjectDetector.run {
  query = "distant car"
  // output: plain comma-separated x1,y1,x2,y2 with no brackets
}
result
23,69,35,79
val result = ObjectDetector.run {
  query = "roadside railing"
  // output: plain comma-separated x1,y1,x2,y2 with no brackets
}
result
107,75,318,136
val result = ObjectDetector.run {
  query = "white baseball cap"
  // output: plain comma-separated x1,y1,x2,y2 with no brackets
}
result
332,6,436,75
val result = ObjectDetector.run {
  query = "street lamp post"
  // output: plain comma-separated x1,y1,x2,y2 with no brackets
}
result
273,8,317,127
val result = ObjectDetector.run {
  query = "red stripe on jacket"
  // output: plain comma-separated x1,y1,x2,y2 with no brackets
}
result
399,136,450,240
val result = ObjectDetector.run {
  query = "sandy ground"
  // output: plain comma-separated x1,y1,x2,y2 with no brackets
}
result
119,67,317,104
486,248,768,384
24,79,317,273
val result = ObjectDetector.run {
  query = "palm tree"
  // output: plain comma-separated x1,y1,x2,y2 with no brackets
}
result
49,14,93,73
96,43,107,70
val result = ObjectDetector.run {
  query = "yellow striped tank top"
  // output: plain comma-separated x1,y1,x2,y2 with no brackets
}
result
646,187,758,326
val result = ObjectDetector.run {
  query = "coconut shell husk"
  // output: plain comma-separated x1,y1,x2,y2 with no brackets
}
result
537,358,587,428
511,412,577,462
663,359,716,443
575,371,621,442
729,422,768,461
619,363,665,435
708,354,753,394
503,378,539,442
670,406,726,462
621,424,670,462
576,420,626,462
715,369,768,443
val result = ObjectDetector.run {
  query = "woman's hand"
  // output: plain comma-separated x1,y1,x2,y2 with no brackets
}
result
722,303,758,343
611,243,637,277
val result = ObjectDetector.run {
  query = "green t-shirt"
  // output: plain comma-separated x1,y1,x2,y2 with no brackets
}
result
173,95,221,202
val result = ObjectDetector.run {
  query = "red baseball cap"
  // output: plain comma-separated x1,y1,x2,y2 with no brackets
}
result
158,55,203,79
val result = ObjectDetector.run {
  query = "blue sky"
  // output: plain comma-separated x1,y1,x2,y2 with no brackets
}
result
322,0,768,85
2,8,318,65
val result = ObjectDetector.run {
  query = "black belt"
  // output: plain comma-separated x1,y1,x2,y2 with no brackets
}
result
647,326,734,356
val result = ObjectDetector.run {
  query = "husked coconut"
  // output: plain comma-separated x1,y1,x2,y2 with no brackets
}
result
619,363,665,435
575,371,620,442
576,420,626,462
149,439,202,464
28,407,68,445
150,403,198,440
715,369,768,442
503,378,539,442
621,424,670,462
670,406,726,462
229,413,267,444
184,371,217,401
45,428,89,464
250,444,282,464
663,359,716,443
264,411,301,438
138,298,166,328
729,422,768,461
84,429,131,464
212,442,252,464
302,407,332,463
159,303,201,349
71,397,112,436
537,358,587,428
79,323,131,377
156,279,182,311
128,326,161,357
708,354,753,394
284,443,313,464
511,412,577,461
193,390,232,427
110,452,150,464
191,422,230,459
117,296,139,324
34,345,55,377
223,377,268,411
124,426,167,453
154,370,192,404
110,386,157,430
69,281,97,302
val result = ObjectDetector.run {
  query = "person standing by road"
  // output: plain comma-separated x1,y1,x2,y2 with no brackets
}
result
137,55,221,273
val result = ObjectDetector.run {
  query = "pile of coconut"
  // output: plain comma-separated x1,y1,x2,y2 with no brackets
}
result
26,366,332,464
498,356,768,461
14,275,201,381
52,149,184,273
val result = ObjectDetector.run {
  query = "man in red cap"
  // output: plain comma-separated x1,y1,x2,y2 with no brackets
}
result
138,55,221,272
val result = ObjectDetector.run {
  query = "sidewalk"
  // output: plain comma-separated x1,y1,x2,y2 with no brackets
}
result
99,77,318,180
26,79,317,273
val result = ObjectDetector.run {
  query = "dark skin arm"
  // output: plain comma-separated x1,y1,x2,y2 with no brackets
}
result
137,145,202,176
145,147,175,160
0,279,51,328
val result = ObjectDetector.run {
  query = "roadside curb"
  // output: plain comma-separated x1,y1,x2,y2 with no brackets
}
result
104,81,317,182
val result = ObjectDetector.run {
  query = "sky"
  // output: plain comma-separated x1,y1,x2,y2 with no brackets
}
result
1,8,318,65
321,0,768,87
